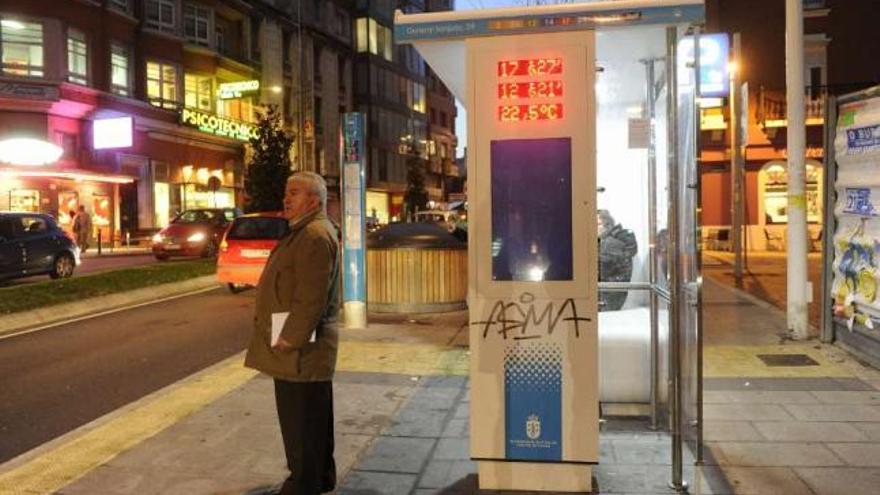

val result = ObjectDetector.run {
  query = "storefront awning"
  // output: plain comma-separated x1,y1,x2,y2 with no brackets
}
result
0,168,135,184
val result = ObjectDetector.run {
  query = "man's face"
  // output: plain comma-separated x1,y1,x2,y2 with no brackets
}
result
283,179,319,221
597,214,607,236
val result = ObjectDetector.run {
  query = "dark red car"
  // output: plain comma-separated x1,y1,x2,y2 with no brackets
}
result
216,211,287,293
151,208,242,260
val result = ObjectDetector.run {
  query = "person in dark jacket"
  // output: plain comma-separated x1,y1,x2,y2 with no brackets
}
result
598,209,638,311
245,172,341,494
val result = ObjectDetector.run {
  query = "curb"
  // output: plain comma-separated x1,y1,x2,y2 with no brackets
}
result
0,275,220,338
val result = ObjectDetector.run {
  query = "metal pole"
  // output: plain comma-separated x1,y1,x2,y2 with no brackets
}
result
666,25,684,492
297,0,306,171
730,32,744,286
786,0,810,339
644,57,661,431
820,94,837,343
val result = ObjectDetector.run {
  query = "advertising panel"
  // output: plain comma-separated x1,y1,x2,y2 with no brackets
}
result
831,95,880,331
341,113,367,308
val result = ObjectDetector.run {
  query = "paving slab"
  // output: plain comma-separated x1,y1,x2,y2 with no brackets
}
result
355,436,437,474
826,443,880,467
783,404,880,422
703,421,765,442
700,466,815,495
339,470,418,495
752,421,869,442
853,422,880,441
703,390,818,404
703,404,793,421
795,467,880,495
811,391,880,405
706,441,844,467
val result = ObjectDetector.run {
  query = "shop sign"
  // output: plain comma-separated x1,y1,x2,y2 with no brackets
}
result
0,82,59,101
679,33,730,97
180,108,258,142
93,116,133,149
218,80,260,99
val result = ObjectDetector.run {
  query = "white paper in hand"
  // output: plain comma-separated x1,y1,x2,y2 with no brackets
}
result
271,312,316,346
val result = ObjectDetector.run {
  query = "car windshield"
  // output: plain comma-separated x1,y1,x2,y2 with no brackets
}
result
227,217,289,240
174,210,220,224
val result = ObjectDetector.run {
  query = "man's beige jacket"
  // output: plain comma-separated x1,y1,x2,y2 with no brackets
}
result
245,209,340,381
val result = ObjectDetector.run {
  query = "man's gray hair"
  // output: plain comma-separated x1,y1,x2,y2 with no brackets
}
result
288,171,327,209
597,209,616,228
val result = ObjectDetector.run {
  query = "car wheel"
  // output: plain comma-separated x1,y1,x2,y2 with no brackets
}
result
227,283,249,294
50,253,75,279
155,253,169,261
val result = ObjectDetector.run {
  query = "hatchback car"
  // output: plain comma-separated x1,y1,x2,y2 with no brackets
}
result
216,211,288,293
0,212,80,282
151,208,241,260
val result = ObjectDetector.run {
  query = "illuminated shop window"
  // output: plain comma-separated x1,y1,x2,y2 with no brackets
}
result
147,60,179,109
761,161,822,224
9,189,40,213
183,3,212,47
145,0,176,34
0,19,43,77
110,43,131,96
67,28,88,85
356,18,367,52
184,73,213,111
217,94,254,123
154,182,170,228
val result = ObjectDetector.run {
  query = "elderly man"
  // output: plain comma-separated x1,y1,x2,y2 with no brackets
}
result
245,172,340,495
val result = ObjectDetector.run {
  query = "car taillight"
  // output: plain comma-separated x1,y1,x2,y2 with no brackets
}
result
219,238,228,252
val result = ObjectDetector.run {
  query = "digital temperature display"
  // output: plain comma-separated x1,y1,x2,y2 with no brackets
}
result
498,81,564,99
497,58,563,78
498,104,563,122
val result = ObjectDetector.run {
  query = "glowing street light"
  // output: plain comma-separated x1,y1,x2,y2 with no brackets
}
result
0,138,63,166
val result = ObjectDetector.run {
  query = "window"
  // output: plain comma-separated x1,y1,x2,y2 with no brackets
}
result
145,0,176,34
109,0,130,14
110,43,130,96
67,28,88,85
313,45,322,84
218,95,253,122
356,18,367,52
146,60,179,109
183,3,211,46
184,73,212,110
1,19,43,77
215,25,225,52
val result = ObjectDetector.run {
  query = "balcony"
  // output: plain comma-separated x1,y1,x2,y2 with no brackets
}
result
757,86,826,129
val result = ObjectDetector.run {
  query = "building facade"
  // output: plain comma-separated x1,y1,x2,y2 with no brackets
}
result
701,0,880,250
0,0,278,243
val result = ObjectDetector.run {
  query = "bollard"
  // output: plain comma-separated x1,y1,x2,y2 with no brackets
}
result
97,230,102,255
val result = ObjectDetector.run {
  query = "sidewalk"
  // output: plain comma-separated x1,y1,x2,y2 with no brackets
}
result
2,282,880,494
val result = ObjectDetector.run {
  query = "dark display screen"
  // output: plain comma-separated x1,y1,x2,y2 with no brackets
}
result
491,138,573,281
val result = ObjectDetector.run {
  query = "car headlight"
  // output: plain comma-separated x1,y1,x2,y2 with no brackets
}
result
187,232,206,243
152,233,163,243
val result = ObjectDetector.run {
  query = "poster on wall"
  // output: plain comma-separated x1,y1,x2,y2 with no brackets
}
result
831,95,880,331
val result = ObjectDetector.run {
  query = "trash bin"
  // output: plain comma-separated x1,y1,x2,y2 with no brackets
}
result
366,222,467,313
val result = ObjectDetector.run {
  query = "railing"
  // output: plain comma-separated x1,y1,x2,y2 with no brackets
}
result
756,85,826,126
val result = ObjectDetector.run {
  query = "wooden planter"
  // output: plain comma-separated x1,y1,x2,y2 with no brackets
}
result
367,247,467,313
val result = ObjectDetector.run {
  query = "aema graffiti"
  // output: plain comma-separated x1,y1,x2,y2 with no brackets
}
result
471,292,591,340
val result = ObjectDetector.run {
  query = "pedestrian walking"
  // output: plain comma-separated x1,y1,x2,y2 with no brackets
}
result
72,205,92,253
245,172,341,495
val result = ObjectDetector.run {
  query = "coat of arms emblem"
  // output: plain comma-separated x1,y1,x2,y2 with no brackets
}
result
526,414,541,440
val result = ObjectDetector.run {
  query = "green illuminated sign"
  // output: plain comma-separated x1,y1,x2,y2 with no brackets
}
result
180,108,259,142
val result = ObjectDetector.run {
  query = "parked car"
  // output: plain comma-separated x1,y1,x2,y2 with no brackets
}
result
151,207,242,261
216,211,288,293
0,212,80,282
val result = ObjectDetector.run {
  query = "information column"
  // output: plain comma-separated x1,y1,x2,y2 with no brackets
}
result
467,31,598,492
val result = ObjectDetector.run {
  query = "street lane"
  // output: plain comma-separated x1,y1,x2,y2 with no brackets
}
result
0,286,256,463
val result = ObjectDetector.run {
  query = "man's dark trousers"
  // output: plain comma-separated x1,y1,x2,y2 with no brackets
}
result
274,379,335,495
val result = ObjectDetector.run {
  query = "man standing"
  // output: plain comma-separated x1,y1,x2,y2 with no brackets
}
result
73,205,92,253
245,172,341,495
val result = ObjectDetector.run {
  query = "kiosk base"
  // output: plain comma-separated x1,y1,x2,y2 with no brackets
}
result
343,301,367,329
477,461,592,492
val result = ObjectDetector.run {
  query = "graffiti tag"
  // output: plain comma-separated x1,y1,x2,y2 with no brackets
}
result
471,292,591,340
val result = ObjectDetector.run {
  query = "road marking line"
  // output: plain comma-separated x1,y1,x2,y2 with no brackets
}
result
0,354,256,494
0,285,220,342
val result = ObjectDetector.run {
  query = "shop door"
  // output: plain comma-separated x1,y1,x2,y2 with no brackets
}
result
119,182,138,234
